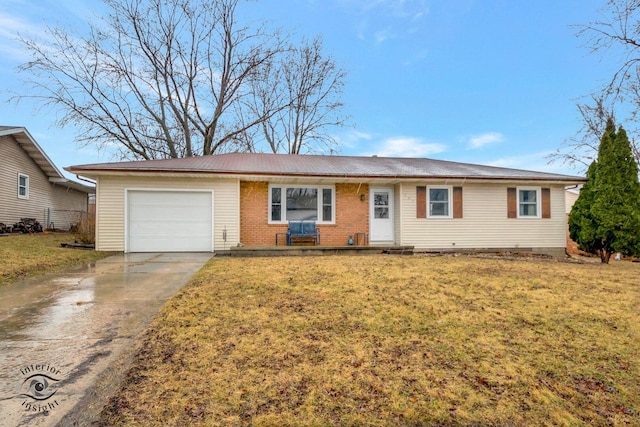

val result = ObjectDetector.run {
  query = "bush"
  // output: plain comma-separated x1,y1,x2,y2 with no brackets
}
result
74,213,95,244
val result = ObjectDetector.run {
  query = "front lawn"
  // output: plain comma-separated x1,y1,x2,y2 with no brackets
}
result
101,255,640,426
0,233,113,286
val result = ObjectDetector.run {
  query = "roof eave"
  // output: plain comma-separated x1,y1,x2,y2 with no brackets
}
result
2,127,66,180
66,167,587,184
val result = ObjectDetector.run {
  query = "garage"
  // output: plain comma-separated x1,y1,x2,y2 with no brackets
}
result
127,190,213,252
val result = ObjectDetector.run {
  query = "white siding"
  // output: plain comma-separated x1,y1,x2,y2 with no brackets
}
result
565,189,579,214
47,185,90,229
95,175,239,252
399,183,567,251
0,135,88,227
394,184,401,245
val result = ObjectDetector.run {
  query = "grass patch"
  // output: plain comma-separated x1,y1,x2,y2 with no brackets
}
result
101,256,640,426
0,233,113,286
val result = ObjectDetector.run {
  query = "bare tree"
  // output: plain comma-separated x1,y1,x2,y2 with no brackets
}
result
550,95,618,170
551,0,640,171
13,0,287,159
247,36,349,154
576,0,640,102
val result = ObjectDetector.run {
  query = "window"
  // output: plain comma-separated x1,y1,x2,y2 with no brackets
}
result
271,187,282,221
518,187,540,218
508,187,549,219
322,188,332,221
417,186,463,219
286,187,318,221
373,191,390,219
17,174,29,200
269,185,335,223
428,186,451,218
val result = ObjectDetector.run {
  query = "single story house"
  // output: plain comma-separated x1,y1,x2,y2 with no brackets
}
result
66,153,586,256
1,127,94,230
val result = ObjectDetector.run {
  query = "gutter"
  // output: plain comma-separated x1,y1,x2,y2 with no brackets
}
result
64,168,588,184
74,174,97,185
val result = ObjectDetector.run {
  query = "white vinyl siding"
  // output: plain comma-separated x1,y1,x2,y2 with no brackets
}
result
400,183,567,251
394,184,401,245
95,175,239,252
565,189,579,214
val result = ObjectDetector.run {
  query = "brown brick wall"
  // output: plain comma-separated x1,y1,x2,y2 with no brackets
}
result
239,181,369,246
326,183,369,246
240,181,282,246
566,214,585,256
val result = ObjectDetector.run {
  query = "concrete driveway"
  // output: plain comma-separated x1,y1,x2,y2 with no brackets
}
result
0,252,212,426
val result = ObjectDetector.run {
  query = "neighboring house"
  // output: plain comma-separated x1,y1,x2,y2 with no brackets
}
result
565,184,584,255
565,185,582,214
67,153,586,256
0,127,94,230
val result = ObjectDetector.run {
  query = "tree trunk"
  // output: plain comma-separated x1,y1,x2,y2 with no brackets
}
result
600,249,613,264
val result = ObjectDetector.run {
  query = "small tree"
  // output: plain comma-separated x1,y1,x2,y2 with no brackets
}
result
569,161,599,254
569,119,640,263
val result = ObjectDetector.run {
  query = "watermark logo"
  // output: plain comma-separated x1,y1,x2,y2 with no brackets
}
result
18,364,62,412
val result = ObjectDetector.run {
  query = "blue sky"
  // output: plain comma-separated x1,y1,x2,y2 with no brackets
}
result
0,0,615,179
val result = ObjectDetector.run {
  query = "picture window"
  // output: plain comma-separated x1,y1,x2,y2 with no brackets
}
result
269,185,335,224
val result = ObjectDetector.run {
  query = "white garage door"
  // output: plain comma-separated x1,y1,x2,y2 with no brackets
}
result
127,190,213,252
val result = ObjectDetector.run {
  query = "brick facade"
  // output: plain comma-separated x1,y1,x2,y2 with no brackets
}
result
239,181,369,246
331,183,369,245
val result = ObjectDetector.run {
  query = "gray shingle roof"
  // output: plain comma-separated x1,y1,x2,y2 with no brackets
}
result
67,152,586,182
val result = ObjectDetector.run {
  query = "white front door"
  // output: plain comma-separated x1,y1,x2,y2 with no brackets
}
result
369,187,394,242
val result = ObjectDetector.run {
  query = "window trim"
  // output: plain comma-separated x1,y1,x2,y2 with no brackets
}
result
268,184,336,224
17,173,29,200
516,187,541,219
427,186,452,219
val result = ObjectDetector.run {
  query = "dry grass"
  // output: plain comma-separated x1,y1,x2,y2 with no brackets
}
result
101,255,640,426
0,233,112,286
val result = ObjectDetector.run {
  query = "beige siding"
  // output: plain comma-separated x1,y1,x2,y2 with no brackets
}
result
0,135,87,227
95,175,239,252
399,183,567,251
47,185,90,229
565,189,579,214
393,184,401,245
